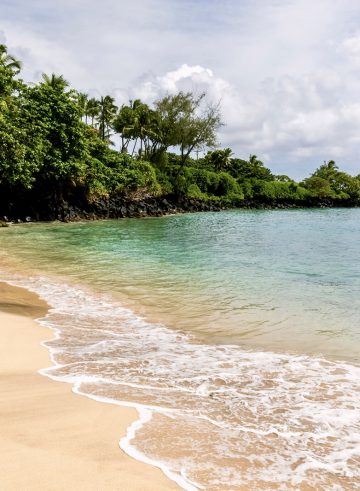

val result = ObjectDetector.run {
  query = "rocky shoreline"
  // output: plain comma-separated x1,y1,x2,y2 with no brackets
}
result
0,193,358,225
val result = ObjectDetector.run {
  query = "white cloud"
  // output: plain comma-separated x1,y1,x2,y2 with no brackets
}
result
0,23,87,86
341,33,360,60
2,0,360,178
126,61,360,178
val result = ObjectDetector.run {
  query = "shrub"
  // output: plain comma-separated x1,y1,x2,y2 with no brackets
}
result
186,183,206,199
182,167,241,198
302,176,336,198
252,180,311,201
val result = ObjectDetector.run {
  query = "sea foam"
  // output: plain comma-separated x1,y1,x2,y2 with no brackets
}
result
2,271,360,490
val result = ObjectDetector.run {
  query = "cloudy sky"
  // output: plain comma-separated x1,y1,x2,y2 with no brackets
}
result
2,0,360,178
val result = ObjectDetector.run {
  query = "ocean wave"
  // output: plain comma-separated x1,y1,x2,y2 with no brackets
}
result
2,271,360,490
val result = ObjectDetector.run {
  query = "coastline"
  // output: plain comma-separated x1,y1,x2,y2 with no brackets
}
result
1,194,359,225
0,282,179,490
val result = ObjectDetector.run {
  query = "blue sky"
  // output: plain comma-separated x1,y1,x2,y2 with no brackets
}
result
2,0,360,178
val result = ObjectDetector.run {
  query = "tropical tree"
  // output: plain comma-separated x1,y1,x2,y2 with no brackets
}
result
41,73,69,92
228,155,273,181
97,95,117,141
132,100,153,156
304,160,360,200
0,99,44,188
114,92,222,168
0,44,21,74
113,99,159,157
0,44,22,98
0,44,42,188
274,175,293,182
86,98,100,127
23,77,87,189
113,99,143,154
77,92,89,123
130,101,160,158
302,176,335,198
204,148,233,171
248,154,261,167
154,91,223,171
113,102,136,153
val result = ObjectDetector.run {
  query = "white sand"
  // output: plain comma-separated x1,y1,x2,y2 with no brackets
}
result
0,282,178,490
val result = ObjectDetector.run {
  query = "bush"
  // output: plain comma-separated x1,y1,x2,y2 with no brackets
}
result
216,172,242,197
84,154,160,197
239,180,254,199
252,180,310,201
155,169,174,195
85,157,112,196
182,167,242,198
302,176,336,198
112,160,160,196
186,183,206,199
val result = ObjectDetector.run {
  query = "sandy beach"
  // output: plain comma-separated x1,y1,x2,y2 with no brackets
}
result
0,282,178,491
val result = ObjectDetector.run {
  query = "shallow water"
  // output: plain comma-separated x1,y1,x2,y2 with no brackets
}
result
1,209,360,489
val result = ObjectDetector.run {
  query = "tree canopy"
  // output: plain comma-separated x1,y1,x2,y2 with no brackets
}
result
0,43,359,215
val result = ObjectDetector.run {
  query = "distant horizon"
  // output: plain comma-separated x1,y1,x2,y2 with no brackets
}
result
2,0,360,179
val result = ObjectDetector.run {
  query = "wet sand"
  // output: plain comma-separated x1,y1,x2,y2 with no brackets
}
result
0,282,178,490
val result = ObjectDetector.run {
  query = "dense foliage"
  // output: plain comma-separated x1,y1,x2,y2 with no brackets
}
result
1,44,359,216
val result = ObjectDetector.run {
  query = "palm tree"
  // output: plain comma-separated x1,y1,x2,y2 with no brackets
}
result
314,160,339,182
327,160,338,171
211,148,233,171
131,101,153,156
0,44,22,99
0,44,21,75
113,104,135,152
142,108,161,160
97,95,117,141
77,92,89,123
113,99,161,158
41,73,69,91
249,154,263,166
86,98,100,128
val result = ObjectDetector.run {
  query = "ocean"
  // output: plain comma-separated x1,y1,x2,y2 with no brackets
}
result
1,209,359,490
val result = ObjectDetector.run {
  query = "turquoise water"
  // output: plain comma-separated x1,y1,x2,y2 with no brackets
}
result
1,208,360,359
1,209,360,489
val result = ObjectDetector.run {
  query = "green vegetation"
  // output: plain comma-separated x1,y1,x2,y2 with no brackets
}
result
0,44,359,220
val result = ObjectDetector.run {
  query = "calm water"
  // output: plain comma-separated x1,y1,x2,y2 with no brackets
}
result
1,209,360,490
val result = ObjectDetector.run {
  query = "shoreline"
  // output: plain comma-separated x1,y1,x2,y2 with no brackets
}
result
1,209,360,489
0,281,179,490
1,195,359,225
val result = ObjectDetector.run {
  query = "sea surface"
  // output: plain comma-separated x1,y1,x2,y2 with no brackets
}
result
1,209,359,490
